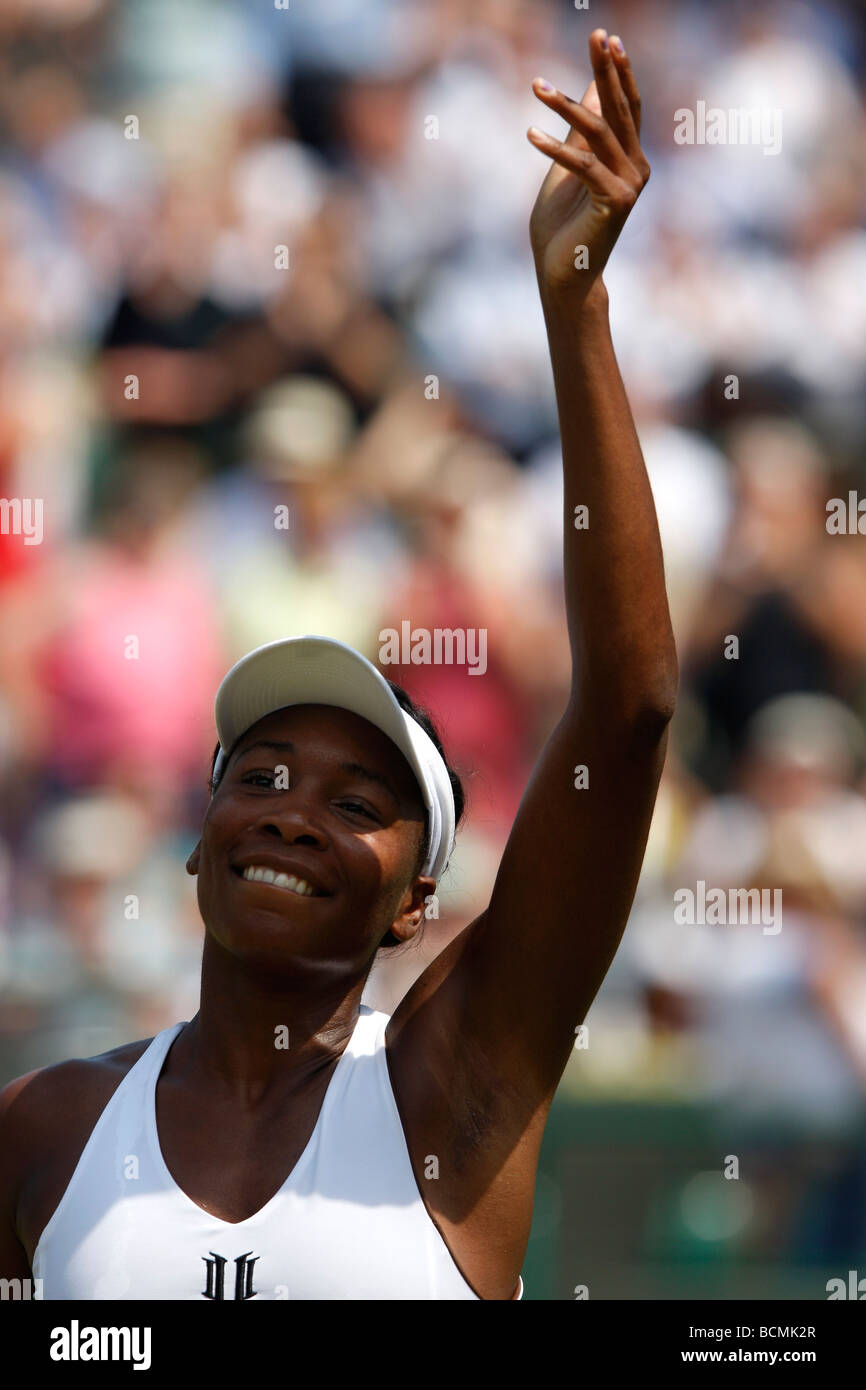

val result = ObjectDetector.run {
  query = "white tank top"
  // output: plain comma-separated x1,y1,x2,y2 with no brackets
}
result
32,1004,523,1301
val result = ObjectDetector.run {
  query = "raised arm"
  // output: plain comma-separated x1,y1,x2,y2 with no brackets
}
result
416,31,677,1096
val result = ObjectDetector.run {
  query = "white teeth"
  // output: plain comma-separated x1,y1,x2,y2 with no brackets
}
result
242,866,316,896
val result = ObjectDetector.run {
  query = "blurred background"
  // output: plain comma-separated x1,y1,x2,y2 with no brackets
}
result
1,0,866,1298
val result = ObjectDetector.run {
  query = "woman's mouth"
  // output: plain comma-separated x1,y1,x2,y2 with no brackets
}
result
239,865,320,897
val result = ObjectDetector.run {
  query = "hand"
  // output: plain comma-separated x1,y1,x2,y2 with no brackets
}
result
528,29,650,299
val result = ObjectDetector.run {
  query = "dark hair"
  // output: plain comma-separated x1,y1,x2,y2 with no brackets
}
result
206,685,465,951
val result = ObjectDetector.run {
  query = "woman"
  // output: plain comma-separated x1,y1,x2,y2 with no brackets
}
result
0,29,676,1300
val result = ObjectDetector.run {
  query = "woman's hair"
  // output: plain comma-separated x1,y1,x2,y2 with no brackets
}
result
206,684,465,951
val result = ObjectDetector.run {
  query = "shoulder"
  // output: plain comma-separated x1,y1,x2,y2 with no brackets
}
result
0,1038,156,1182
2,1036,156,1110
1,1037,162,1262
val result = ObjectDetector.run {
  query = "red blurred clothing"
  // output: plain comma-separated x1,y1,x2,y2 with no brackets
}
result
37,544,222,788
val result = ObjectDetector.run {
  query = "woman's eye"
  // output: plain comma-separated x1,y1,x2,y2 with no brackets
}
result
243,771,276,788
338,800,376,819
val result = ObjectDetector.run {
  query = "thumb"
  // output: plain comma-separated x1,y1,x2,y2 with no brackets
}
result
581,78,602,116
561,78,600,152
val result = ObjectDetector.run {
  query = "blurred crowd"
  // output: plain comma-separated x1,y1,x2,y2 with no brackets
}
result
1,0,866,1257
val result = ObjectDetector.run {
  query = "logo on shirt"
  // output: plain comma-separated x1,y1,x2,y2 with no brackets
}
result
202,1251,259,1300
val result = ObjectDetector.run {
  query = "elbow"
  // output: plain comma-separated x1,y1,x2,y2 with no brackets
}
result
618,661,679,742
576,682,677,748
631,663,679,740
572,647,679,741
634,691,677,740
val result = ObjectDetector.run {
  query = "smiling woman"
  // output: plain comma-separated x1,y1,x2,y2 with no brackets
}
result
187,638,451,980
0,28,675,1302
206,671,466,947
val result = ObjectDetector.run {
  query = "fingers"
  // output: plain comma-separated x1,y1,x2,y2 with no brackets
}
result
609,37,643,141
588,28,640,162
531,78,633,180
529,32,650,190
526,125,628,206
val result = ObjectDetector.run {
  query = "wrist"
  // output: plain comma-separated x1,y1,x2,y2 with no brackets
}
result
536,270,609,319
537,275,611,342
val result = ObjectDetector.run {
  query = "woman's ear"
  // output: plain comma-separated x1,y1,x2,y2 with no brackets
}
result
186,842,201,876
388,877,436,944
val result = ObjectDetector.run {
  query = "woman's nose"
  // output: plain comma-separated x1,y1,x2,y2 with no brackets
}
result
255,797,329,848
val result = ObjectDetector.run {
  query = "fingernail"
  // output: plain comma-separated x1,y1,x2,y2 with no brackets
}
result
611,35,625,55
598,30,609,50
534,77,555,93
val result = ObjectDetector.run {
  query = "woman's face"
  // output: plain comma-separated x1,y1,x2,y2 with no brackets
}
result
187,704,432,978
